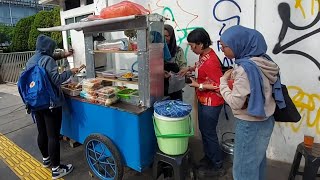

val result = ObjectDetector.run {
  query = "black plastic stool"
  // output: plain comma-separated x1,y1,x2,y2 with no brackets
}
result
288,142,320,180
153,149,193,180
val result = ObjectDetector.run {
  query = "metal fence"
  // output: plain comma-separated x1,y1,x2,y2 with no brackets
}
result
0,51,67,84
0,51,34,84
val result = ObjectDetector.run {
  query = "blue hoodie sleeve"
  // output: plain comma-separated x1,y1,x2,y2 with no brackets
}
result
43,57,72,86
163,43,172,61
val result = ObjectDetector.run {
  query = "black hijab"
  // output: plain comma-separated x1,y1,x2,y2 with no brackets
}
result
164,24,177,57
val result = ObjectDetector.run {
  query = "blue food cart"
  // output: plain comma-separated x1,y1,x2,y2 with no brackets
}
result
39,14,165,179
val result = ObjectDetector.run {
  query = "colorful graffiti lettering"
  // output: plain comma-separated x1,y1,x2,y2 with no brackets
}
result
274,1,320,134
281,86,320,135
176,27,202,59
273,2,320,81
149,0,202,61
212,0,242,67
312,0,320,15
294,0,320,18
162,6,201,60
295,0,306,18
212,0,242,35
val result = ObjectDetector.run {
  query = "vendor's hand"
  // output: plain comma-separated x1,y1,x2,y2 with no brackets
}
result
71,68,79,75
178,67,189,77
164,71,171,78
188,78,199,88
78,64,86,72
222,69,233,80
64,49,74,58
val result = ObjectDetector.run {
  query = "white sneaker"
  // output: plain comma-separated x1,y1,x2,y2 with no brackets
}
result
42,157,51,168
52,164,73,179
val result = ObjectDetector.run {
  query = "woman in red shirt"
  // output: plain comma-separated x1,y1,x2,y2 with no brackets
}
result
179,28,225,177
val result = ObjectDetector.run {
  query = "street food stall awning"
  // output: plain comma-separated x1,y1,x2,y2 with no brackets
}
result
37,14,164,34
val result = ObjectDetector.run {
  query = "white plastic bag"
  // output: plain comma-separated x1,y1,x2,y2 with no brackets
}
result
168,72,186,94
96,38,129,51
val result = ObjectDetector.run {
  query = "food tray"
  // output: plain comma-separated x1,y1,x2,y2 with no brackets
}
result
116,72,134,81
117,89,140,105
95,71,103,77
120,93,140,106
82,78,102,89
132,77,138,82
82,85,103,92
117,89,137,98
132,72,138,82
101,70,117,79
117,77,132,81
61,85,81,96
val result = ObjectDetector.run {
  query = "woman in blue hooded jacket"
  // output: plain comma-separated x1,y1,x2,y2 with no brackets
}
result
219,25,284,180
25,34,78,179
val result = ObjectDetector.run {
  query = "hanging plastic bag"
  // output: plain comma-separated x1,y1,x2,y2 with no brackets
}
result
96,38,129,51
100,1,150,19
168,72,186,94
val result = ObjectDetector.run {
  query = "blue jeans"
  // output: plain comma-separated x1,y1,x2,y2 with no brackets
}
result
198,103,223,167
233,116,275,180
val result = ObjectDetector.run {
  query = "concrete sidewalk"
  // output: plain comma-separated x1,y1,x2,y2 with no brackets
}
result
0,83,296,180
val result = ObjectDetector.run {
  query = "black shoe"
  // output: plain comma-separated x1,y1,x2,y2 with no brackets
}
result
42,158,51,168
197,165,226,177
162,164,173,178
52,164,73,179
197,156,211,168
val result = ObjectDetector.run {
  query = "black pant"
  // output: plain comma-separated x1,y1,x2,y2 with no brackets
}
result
34,107,62,167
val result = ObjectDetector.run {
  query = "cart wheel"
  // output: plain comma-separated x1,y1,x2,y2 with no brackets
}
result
84,134,124,180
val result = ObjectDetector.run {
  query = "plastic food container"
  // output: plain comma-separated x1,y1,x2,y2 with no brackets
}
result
82,85,103,92
117,89,137,98
117,77,132,81
82,78,102,89
96,96,118,106
115,86,127,93
96,38,129,51
87,97,98,104
80,91,98,103
96,87,117,99
61,84,81,96
116,72,134,81
101,70,117,79
86,89,97,96
117,89,140,105
132,72,138,82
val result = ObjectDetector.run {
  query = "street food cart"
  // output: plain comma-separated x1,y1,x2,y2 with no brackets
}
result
39,14,165,179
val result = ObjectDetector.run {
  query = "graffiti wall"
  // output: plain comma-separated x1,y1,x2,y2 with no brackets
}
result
146,0,254,66
106,0,320,163
257,0,320,162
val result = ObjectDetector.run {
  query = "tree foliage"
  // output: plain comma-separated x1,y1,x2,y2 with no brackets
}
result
0,24,14,43
10,15,35,52
51,7,63,48
0,32,9,43
28,11,53,50
8,7,62,52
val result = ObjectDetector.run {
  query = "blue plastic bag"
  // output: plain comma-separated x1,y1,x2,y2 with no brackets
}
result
154,100,192,118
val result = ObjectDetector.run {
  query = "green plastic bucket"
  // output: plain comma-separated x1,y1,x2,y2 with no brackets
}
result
153,112,194,155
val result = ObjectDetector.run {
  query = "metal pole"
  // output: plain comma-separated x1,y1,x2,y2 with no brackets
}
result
9,1,13,25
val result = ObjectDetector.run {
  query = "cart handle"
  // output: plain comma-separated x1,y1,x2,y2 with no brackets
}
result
153,115,194,138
